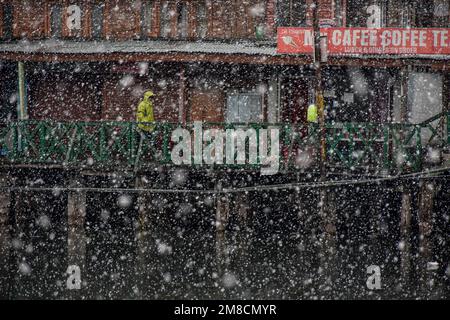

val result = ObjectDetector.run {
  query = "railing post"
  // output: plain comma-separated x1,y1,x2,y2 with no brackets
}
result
129,122,136,166
383,125,390,171
39,121,46,161
162,123,171,163
99,122,106,163
447,111,450,145
416,125,423,171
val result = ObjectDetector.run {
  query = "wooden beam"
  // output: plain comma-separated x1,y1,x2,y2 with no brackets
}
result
0,51,313,65
67,184,87,296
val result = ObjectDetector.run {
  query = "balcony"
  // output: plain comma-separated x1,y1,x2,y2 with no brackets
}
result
0,114,448,175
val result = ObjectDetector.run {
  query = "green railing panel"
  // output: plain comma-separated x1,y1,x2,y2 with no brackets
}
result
1,116,448,172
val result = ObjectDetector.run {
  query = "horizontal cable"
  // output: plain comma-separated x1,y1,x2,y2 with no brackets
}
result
0,167,449,194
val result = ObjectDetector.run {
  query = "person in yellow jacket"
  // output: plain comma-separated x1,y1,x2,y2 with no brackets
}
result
307,103,318,123
137,90,155,132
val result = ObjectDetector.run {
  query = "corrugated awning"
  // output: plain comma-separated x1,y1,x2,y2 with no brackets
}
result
0,39,279,56
0,40,447,66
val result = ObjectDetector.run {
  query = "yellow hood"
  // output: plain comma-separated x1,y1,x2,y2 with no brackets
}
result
144,91,154,100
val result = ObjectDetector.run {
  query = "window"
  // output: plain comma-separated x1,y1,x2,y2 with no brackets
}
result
385,0,450,28
433,0,449,27
141,1,153,38
92,3,104,39
414,0,435,27
277,0,307,27
345,0,388,27
226,93,262,123
197,0,207,38
252,2,267,39
160,1,171,37
412,0,449,27
177,1,188,38
1,4,13,40
50,4,63,37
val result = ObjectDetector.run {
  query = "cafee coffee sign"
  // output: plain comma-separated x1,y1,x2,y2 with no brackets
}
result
277,27,450,56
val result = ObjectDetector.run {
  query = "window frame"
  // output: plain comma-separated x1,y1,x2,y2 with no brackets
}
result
226,92,263,124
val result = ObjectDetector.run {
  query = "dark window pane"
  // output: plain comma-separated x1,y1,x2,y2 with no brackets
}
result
160,1,171,37
197,1,207,38
177,1,188,38
2,5,13,40
50,5,62,37
142,1,153,38
92,4,104,39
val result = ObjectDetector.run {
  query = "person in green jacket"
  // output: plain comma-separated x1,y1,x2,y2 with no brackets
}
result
137,90,155,132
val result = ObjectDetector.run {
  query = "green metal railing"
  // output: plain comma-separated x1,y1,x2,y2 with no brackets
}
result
0,112,448,173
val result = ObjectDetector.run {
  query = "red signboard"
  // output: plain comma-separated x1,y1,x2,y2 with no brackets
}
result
277,27,450,56
277,28,314,54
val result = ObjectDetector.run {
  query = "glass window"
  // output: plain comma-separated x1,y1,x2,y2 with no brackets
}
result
141,1,153,38
433,0,449,27
1,4,13,40
92,3,104,39
197,1,207,38
346,0,388,27
160,1,171,37
50,4,62,37
177,1,188,38
226,93,262,123
277,0,307,27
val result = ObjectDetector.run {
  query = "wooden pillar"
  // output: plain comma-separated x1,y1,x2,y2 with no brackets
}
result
399,187,412,288
318,188,337,291
135,178,154,298
235,192,251,269
417,181,437,296
0,175,11,298
67,185,86,296
215,190,229,274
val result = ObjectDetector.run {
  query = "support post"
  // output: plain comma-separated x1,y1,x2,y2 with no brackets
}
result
215,187,229,274
399,187,412,290
235,192,251,276
18,62,27,120
67,184,86,297
417,181,436,296
0,175,11,298
318,187,337,293
312,2,337,292
135,177,154,298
